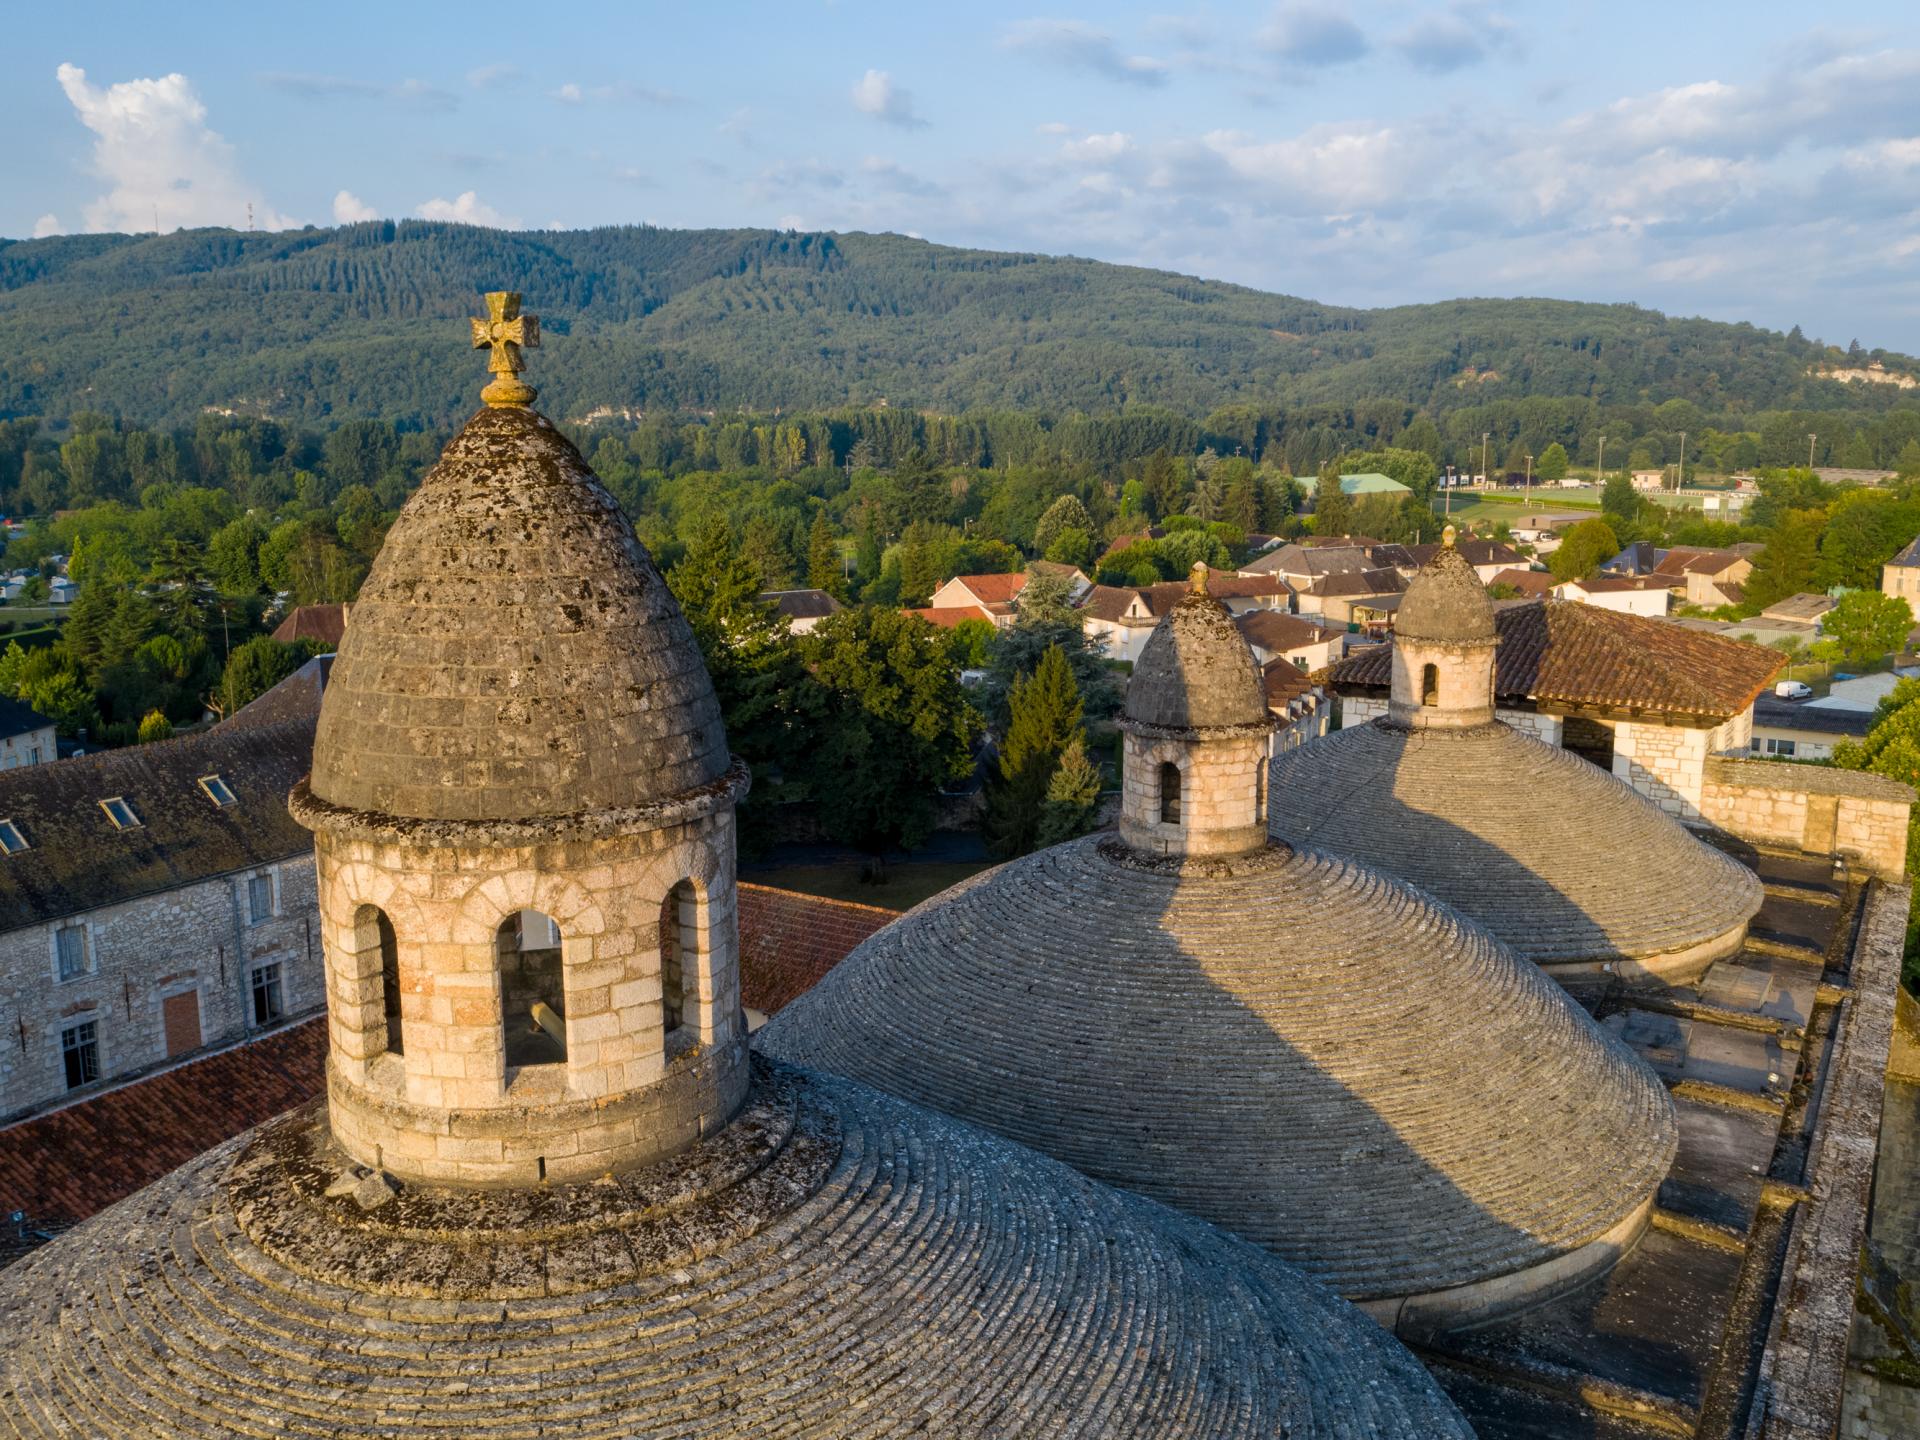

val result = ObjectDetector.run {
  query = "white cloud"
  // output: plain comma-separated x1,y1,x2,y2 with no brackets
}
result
551,80,679,105
851,69,927,129
56,63,296,233
1261,5,1370,67
332,190,378,224
466,63,520,90
414,191,515,227
554,82,585,104
1062,132,1133,164
32,214,60,238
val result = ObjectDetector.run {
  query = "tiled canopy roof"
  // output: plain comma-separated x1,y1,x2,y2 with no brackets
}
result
1331,599,1784,721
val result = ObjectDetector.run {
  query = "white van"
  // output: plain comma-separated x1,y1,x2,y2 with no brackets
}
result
1774,680,1813,700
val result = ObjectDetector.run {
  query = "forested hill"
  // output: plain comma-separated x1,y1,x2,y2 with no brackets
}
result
0,221,1912,428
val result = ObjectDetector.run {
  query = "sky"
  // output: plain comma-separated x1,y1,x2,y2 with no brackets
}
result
9,1,1920,351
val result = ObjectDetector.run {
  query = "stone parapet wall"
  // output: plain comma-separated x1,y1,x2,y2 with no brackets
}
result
1701,758,1915,882
0,854,321,1121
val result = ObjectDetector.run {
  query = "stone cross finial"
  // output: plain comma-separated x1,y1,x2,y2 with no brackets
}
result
1190,560,1210,595
471,292,541,408
1443,523,1457,548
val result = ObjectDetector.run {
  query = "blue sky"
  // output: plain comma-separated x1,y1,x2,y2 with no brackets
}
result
10,1,1920,350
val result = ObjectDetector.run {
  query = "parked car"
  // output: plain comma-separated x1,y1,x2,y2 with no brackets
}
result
1774,680,1813,700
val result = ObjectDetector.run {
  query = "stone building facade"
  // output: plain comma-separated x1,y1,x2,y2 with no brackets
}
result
0,714,322,1122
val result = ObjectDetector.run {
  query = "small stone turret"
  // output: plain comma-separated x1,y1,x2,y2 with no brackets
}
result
1118,563,1275,857
1387,527,1498,729
290,294,750,1187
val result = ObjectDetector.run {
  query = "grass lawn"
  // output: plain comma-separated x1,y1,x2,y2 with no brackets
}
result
744,859,994,912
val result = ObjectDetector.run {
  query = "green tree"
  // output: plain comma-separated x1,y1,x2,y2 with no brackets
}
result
1142,449,1184,521
805,510,848,601
947,616,995,669
25,670,97,737
207,515,266,596
1033,494,1094,556
1820,589,1913,669
985,644,1084,859
1742,510,1824,610
1312,465,1352,537
1548,517,1621,582
1600,473,1638,524
805,607,983,854
220,635,302,714
1035,733,1103,847
1537,443,1569,482
137,709,173,743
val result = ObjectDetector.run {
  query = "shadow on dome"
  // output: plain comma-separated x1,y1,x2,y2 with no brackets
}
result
1267,718,1760,983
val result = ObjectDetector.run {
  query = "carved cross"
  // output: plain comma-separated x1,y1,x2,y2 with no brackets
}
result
471,291,540,376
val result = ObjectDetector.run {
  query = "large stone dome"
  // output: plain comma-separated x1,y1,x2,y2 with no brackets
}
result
758,835,1679,1332
309,404,726,823
0,1057,1473,1439
1268,718,1763,977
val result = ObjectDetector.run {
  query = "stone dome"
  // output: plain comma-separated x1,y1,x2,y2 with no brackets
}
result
759,835,1678,1330
1122,569,1268,732
309,404,726,823
1269,719,1762,978
0,1057,1473,1439
1396,537,1497,644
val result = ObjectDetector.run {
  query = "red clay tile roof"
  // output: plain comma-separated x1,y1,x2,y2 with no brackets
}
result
1262,659,1318,709
1309,568,1407,598
948,573,1028,604
269,603,349,648
1490,568,1553,596
737,883,896,1017
909,605,995,628
0,885,899,1225
1236,611,1340,653
1330,598,1784,721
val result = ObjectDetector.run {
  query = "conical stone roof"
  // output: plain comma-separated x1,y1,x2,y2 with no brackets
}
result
0,1057,1473,1439
1396,539,1498,644
758,835,1679,1316
1268,719,1763,972
1123,569,1269,732
309,405,726,823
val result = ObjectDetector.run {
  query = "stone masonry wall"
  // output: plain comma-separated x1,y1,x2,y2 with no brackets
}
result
1337,694,1560,743
0,855,320,1122
1842,1080,1920,1440
0,723,54,771
314,804,749,1187
1119,732,1269,856
1700,758,1914,882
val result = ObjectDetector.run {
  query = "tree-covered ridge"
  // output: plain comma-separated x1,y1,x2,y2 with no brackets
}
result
1,221,1913,427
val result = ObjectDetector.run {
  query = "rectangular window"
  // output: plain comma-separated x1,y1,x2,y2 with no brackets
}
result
0,818,26,854
198,774,237,807
1766,738,1798,757
251,963,284,1025
248,872,275,924
99,797,140,829
55,925,86,981
61,1020,99,1090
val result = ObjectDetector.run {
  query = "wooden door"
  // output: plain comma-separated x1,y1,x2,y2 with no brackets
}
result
162,990,201,1058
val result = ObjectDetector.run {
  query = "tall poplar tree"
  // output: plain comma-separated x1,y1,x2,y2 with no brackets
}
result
985,643,1085,859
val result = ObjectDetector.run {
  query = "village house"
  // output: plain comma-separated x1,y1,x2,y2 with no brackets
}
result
1651,545,1760,607
1328,598,1782,822
1554,573,1673,616
0,696,56,771
1233,610,1343,672
1261,659,1330,754
1506,512,1586,549
1297,567,1409,627
0,673,328,1124
1081,575,1290,664
1489,567,1554,599
1399,536,1524,584
927,564,1091,628
759,587,842,634
1882,535,1920,609
1240,541,1373,587
1749,696,1870,761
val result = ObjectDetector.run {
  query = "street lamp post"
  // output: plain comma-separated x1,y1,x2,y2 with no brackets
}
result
1481,432,1490,491
1807,433,1818,472
1597,435,1608,489
1677,430,1686,493
1526,453,1533,491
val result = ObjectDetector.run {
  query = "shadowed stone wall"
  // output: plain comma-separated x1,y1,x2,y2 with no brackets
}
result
1701,758,1914,882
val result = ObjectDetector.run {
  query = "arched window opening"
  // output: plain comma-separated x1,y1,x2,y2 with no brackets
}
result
1159,762,1182,824
377,910,402,1056
659,882,695,1036
1421,663,1439,707
498,910,566,1067
353,905,404,1059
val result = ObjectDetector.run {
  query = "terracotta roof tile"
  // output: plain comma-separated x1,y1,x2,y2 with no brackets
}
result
1330,598,1784,721
269,603,349,648
1262,659,1317,708
949,573,1027,604
908,604,994,628
738,883,896,1017
1490,568,1553,596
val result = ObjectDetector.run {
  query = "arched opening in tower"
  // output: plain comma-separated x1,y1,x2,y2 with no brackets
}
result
498,910,566,1067
1159,762,1182,824
659,882,695,1036
1421,663,1439,706
351,904,404,1059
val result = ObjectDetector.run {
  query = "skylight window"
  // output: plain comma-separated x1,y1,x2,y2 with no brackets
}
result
99,797,141,830
0,819,26,854
199,774,237,808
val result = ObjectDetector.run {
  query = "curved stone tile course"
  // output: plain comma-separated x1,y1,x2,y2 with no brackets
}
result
1268,718,1762,969
760,834,1678,1305
0,1057,1473,1439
